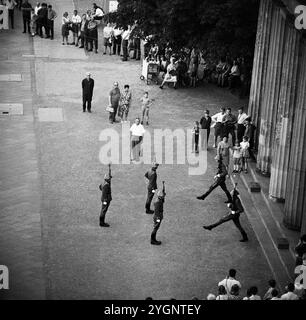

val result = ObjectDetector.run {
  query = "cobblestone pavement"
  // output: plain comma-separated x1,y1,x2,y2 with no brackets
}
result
0,1,276,300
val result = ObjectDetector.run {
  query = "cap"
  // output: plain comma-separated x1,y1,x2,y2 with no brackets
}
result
86,72,91,76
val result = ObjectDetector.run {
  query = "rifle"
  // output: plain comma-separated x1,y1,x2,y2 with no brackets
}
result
162,181,166,197
108,162,112,180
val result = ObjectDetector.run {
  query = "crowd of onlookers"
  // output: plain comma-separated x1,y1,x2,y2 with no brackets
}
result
146,235,306,300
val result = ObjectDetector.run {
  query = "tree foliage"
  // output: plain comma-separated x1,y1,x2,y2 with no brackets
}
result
106,0,259,59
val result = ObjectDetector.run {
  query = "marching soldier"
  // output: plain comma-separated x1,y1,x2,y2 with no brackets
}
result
145,162,159,214
203,185,248,242
196,156,232,203
151,181,166,245
99,165,112,227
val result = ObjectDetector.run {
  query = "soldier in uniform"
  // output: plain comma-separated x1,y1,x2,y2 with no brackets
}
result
144,162,159,214
99,172,112,227
197,156,232,203
203,187,248,242
151,183,166,245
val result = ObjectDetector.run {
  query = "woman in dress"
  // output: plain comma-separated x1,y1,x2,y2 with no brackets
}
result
119,84,132,123
217,136,230,170
159,57,177,89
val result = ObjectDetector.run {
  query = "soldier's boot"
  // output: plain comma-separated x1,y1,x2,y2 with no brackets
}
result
239,232,248,242
197,193,207,200
151,234,161,245
146,208,154,214
99,218,110,227
203,225,213,231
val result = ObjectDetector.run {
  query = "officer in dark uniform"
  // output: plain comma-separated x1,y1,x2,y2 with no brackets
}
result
144,162,159,214
99,173,112,227
197,156,232,203
82,72,95,113
151,185,166,245
203,187,248,242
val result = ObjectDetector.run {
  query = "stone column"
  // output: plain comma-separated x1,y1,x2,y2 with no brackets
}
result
256,6,286,175
284,39,306,232
248,0,273,151
269,25,300,201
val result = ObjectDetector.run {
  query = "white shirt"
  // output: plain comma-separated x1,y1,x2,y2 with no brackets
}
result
114,28,123,37
218,278,241,294
271,297,281,300
240,141,250,151
34,5,41,14
71,14,81,24
103,26,113,38
212,112,225,123
122,29,131,40
95,8,104,17
130,124,145,137
237,112,249,124
280,292,299,300
249,295,261,300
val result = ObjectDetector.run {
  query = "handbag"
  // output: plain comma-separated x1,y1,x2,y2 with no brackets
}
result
106,106,114,113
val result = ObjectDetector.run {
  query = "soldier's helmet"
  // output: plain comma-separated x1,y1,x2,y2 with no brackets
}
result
231,188,239,197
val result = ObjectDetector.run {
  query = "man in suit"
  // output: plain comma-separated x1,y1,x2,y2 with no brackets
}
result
99,173,112,227
151,188,166,245
82,72,94,112
203,187,248,242
145,162,159,214
197,156,232,203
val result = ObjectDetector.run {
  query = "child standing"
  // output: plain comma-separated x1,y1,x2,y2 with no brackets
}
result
140,92,153,125
192,121,200,153
240,136,250,173
232,142,241,173
61,12,70,45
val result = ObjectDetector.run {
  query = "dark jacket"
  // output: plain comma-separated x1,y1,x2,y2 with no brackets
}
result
82,78,94,97
232,196,244,214
153,198,164,222
145,169,157,191
200,116,212,129
99,181,112,203
216,162,228,182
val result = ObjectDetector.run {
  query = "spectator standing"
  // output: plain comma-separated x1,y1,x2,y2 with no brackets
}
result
82,72,94,113
86,17,98,53
244,118,256,160
200,109,212,148
119,84,132,123
140,92,153,126
103,22,113,55
218,269,241,294
240,136,250,173
77,14,86,48
191,121,200,154
47,5,56,40
108,82,121,124
228,60,240,90
295,234,306,266
21,0,32,34
122,26,132,61
130,118,145,163
6,0,17,29
30,8,37,36
34,2,40,15
37,2,48,38
263,279,277,300
211,107,226,148
189,48,199,88
71,10,81,46
113,26,123,56
237,107,249,143
281,283,299,300
216,285,229,300
232,142,241,173
222,107,237,146
217,136,230,170
61,12,70,45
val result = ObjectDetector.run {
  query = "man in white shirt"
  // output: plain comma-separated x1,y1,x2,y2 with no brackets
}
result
130,118,145,163
103,23,113,55
218,269,242,294
211,107,226,148
71,10,81,45
113,26,123,55
280,283,299,300
122,25,132,61
237,107,249,143
6,0,17,29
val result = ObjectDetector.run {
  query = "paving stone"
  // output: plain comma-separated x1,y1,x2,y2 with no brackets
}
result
38,108,64,122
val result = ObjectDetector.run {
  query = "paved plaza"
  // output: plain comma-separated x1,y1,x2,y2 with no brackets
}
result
1,0,297,300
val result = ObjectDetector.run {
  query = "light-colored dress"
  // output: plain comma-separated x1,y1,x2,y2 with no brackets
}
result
217,141,230,166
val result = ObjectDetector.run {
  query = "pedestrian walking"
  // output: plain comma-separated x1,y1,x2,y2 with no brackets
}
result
119,85,132,122
200,109,212,148
130,118,145,163
236,107,248,143
6,0,17,29
192,121,200,153
203,185,249,242
140,92,153,125
197,157,232,203
108,82,121,124
145,162,159,214
99,165,112,228
21,0,32,34
211,107,226,148
82,72,94,113
47,5,57,40
151,181,166,245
